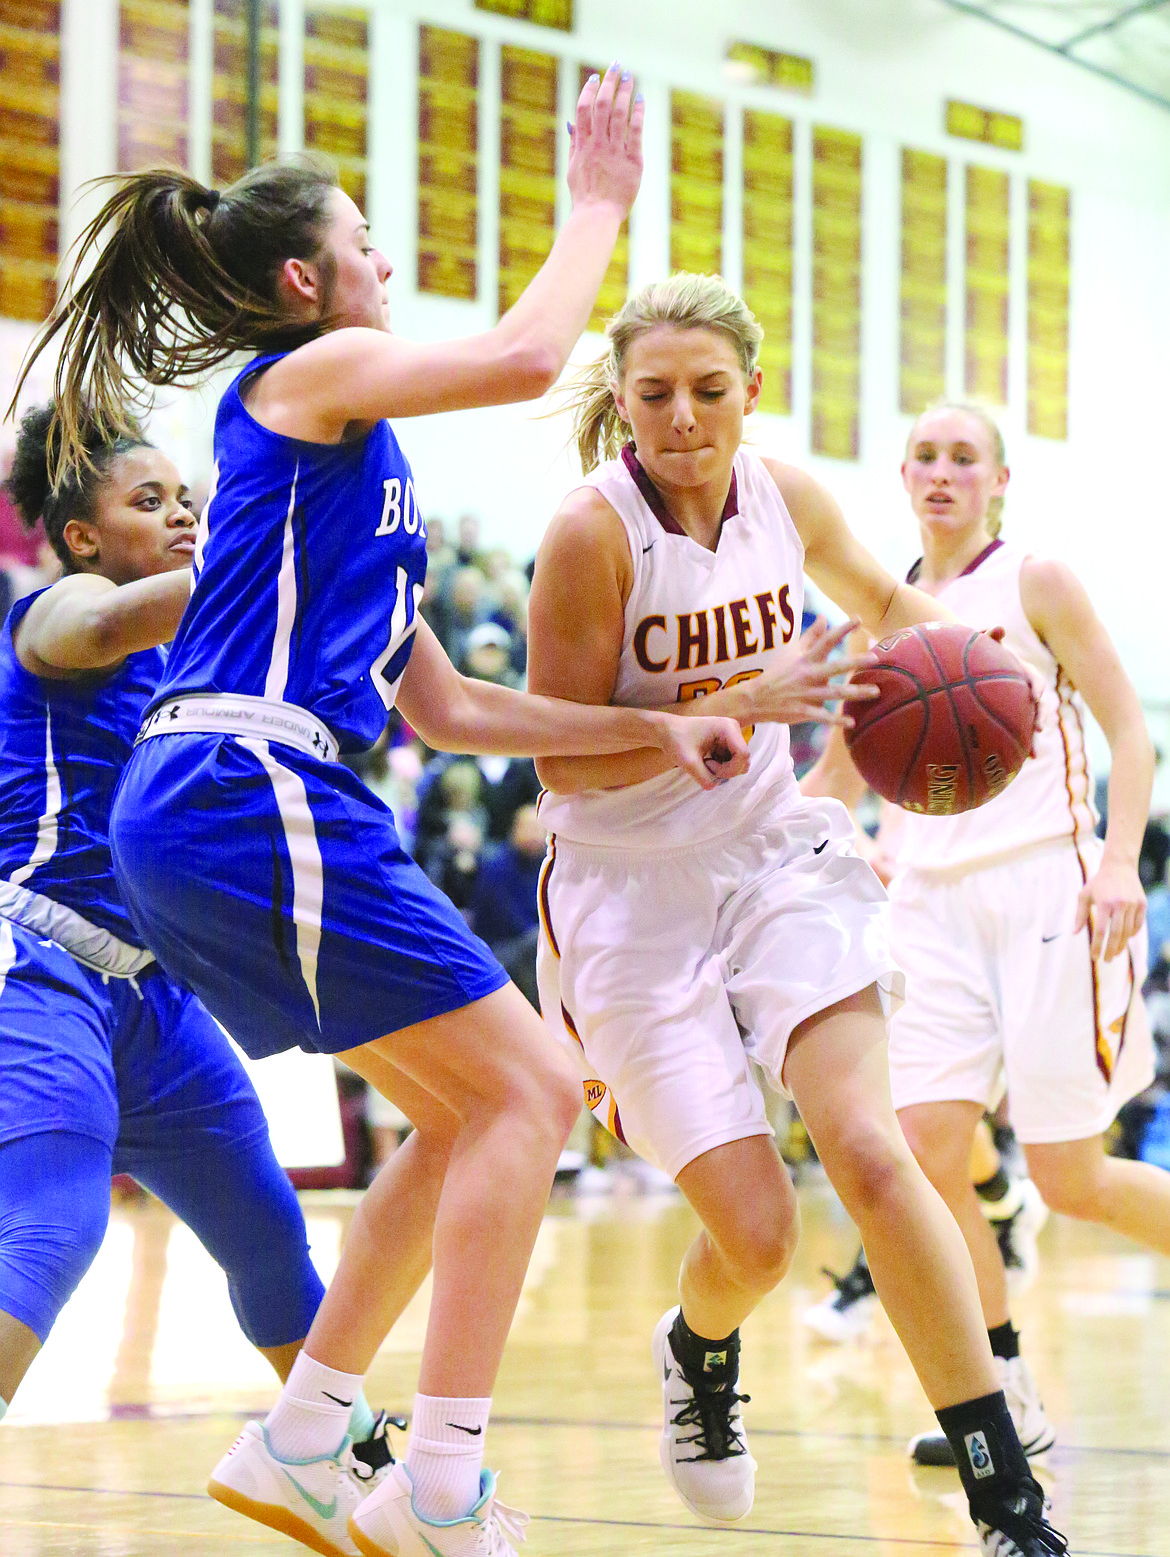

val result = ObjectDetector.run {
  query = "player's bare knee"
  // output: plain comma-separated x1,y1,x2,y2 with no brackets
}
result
897,1117,965,1198
731,1210,800,1290
827,1132,912,1222
504,1052,580,1149
1027,1163,1098,1222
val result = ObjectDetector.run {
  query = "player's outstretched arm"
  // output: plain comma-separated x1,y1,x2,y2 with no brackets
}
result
14,570,192,677
1021,556,1153,961
266,67,642,435
396,617,748,791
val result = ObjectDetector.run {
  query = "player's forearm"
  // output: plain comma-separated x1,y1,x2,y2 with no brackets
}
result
1101,724,1156,870
493,202,624,384
534,680,760,793
537,746,670,792
422,673,676,761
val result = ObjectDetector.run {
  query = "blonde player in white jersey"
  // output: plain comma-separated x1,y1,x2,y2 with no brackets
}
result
805,400,1164,1470
527,276,1068,1557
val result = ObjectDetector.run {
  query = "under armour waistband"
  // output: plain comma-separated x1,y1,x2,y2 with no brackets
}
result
136,693,340,764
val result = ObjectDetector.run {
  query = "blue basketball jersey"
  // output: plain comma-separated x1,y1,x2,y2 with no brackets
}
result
0,591,162,943
153,352,429,752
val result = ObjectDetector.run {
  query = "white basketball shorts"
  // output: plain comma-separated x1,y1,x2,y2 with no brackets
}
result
535,794,902,1180
887,836,1154,1143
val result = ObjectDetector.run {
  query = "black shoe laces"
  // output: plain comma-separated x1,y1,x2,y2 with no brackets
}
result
978,1481,1069,1555
670,1376,751,1463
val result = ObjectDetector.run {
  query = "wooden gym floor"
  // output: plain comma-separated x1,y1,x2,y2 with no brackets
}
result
3,1171,1168,1556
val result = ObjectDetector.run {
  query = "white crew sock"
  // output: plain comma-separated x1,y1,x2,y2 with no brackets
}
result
264,1350,364,1461
405,1392,492,1522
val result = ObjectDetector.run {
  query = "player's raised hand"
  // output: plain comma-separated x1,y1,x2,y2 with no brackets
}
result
738,617,879,727
567,63,643,216
653,713,750,790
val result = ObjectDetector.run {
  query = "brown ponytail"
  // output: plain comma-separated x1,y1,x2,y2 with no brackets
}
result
8,156,340,491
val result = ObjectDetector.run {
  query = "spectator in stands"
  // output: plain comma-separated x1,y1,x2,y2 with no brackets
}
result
424,516,456,597
461,620,520,690
468,803,544,1010
490,569,531,679
435,563,488,669
416,761,488,915
455,511,486,568
413,614,539,871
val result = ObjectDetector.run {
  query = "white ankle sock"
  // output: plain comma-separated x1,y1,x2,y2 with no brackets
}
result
405,1393,491,1521
264,1351,364,1461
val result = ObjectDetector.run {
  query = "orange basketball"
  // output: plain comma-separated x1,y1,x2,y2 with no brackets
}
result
844,623,1037,814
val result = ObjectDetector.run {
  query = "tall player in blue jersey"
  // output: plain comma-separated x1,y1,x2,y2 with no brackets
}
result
0,405,397,1503
11,70,761,1557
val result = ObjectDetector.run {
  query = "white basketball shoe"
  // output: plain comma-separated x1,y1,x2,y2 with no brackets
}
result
348,1460,529,1556
208,1413,397,1557
652,1307,756,1525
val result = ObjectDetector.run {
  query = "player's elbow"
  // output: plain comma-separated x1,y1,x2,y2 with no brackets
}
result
485,339,561,401
71,603,130,669
507,343,561,399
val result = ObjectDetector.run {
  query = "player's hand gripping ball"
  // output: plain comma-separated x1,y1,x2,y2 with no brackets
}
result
844,622,1037,815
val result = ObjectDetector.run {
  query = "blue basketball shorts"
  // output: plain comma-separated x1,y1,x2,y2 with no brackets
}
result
110,731,509,1059
0,920,324,1344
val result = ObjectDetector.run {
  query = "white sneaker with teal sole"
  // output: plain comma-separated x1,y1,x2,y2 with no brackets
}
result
349,1461,529,1557
208,1420,380,1557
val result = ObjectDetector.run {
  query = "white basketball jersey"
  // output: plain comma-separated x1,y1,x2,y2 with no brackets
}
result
894,539,1097,872
538,447,804,850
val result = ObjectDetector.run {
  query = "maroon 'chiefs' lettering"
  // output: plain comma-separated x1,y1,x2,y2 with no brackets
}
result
632,585,795,675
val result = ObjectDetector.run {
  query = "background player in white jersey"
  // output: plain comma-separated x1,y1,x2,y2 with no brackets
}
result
13,70,753,1557
527,275,1067,1557
805,401,1163,1468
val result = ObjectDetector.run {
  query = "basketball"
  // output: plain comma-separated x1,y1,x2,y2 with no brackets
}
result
844,622,1037,814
